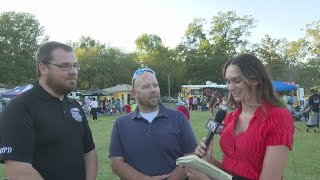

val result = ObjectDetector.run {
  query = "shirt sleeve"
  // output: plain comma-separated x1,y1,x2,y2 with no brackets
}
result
109,120,124,157
81,109,95,154
180,115,198,155
266,108,295,150
0,100,35,164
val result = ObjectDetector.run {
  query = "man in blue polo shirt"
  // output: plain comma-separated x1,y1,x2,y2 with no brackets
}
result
109,67,198,179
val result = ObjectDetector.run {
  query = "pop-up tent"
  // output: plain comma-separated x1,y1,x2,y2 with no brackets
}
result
82,87,110,96
272,80,297,92
0,84,33,98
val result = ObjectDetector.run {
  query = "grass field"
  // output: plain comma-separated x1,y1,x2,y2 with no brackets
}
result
1,107,320,179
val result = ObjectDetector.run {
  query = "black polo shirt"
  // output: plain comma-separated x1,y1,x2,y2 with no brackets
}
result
0,84,95,180
309,94,320,112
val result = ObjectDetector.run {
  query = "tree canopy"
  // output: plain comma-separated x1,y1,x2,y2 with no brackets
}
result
0,11,47,85
1,11,319,96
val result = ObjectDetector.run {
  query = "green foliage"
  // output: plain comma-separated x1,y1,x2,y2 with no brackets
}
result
134,34,178,96
179,11,256,85
0,11,48,85
74,36,140,89
254,35,291,80
135,34,164,54
1,10,320,93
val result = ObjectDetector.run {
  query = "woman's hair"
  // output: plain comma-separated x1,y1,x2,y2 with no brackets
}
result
223,53,284,108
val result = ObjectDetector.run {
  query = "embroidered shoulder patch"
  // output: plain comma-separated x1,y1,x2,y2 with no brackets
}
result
70,108,83,122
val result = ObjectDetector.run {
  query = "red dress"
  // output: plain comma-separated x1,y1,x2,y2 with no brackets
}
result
219,101,294,180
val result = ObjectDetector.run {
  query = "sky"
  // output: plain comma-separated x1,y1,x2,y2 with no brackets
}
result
1,0,320,52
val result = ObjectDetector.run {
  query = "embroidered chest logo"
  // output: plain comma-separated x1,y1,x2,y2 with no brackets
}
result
0,147,12,155
70,108,83,122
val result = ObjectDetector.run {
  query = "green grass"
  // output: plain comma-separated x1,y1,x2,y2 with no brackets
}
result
1,109,320,179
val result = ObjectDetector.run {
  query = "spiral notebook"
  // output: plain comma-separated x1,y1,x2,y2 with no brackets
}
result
176,155,233,180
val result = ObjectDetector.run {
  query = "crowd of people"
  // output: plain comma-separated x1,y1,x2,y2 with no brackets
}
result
187,94,228,114
76,96,137,120
2,41,318,180
279,90,320,132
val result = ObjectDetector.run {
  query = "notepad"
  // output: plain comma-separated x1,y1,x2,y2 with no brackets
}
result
176,155,233,180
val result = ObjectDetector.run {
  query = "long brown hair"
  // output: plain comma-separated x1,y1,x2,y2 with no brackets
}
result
223,53,284,108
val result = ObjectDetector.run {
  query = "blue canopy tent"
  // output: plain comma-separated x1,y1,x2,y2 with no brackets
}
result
272,80,297,92
0,84,33,98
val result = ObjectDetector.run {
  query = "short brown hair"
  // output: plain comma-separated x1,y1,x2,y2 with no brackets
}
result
36,41,73,77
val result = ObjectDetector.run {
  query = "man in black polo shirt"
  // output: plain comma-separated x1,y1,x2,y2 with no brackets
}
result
109,67,198,179
0,41,98,179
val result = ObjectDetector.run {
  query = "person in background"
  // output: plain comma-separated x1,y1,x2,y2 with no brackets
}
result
115,99,121,116
287,101,293,115
288,94,294,107
176,104,190,121
221,96,228,112
0,41,98,180
185,53,294,180
209,94,218,116
111,97,116,114
108,100,113,115
90,97,98,120
189,96,193,110
102,97,107,115
192,96,198,111
201,95,208,111
130,97,136,112
109,67,197,180
85,97,92,117
305,89,320,132
125,103,131,114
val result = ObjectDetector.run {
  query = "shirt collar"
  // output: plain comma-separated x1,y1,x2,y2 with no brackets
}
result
130,103,168,120
34,83,71,103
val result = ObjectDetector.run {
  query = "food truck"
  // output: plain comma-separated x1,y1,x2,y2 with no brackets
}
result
180,82,227,100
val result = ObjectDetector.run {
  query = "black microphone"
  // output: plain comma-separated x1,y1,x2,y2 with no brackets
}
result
204,109,227,147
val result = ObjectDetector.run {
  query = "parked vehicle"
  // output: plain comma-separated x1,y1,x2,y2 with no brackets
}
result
161,96,178,103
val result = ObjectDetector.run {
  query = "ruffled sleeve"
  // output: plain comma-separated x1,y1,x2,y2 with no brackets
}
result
265,108,295,150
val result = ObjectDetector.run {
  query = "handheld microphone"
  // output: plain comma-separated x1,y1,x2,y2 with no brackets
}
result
204,109,227,147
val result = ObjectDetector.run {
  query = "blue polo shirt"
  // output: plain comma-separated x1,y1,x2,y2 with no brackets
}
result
109,103,197,176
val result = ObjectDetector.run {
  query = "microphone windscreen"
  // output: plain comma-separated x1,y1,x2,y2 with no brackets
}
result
214,109,227,123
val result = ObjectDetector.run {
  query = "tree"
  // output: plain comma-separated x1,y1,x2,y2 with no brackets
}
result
75,36,139,90
0,11,48,86
254,35,291,81
178,11,256,85
300,21,320,87
135,34,179,96
209,11,256,83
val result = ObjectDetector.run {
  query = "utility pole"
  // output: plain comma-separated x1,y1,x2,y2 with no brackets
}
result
168,74,170,97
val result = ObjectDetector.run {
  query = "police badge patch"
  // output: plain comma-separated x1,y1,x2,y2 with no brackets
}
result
70,108,83,122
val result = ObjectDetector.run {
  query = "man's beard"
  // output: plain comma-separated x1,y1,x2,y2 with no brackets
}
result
46,75,76,96
138,96,160,108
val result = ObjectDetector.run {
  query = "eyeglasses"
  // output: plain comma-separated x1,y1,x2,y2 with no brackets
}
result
132,67,155,86
45,62,80,71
